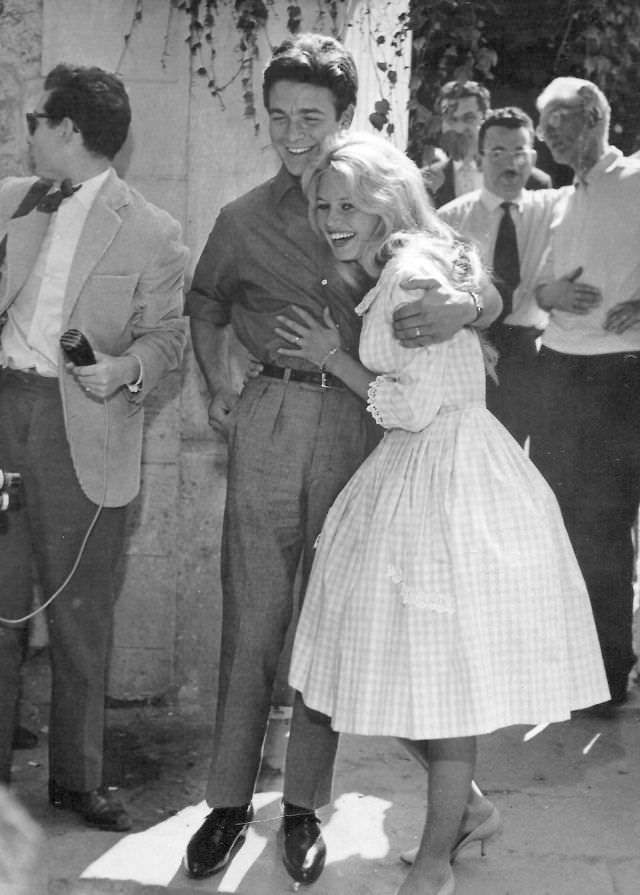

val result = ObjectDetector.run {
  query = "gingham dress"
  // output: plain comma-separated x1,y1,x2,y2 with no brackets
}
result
288,246,610,739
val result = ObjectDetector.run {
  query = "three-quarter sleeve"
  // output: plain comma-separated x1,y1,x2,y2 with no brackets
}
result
366,342,448,432
361,258,449,432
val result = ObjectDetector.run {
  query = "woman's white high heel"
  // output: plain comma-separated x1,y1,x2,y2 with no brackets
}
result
451,805,502,860
400,805,502,865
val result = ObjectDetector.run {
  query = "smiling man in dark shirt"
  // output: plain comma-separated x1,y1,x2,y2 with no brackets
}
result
184,32,501,885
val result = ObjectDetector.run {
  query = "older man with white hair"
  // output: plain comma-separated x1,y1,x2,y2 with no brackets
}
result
530,77,640,709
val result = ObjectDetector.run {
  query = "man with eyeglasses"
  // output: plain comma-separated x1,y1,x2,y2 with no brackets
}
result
530,77,640,710
0,64,187,827
423,82,551,208
438,107,564,445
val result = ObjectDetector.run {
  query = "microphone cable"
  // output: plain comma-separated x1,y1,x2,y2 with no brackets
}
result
0,395,110,625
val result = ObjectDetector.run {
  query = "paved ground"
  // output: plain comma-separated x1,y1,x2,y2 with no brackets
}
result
8,651,640,895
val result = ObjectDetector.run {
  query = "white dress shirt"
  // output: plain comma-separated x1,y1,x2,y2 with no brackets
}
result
452,159,483,198
439,185,566,329
1,168,111,375
537,148,640,355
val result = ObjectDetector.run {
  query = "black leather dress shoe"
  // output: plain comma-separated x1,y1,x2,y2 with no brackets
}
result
12,725,38,750
281,801,326,885
49,780,131,832
184,803,253,879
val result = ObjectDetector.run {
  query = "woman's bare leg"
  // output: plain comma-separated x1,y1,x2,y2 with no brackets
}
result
400,737,492,838
397,737,476,895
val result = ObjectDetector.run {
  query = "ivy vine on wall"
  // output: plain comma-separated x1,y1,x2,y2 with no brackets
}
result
120,0,351,132
406,0,640,163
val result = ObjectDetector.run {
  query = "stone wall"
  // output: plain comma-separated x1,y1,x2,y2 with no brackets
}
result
1,0,410,710
0,0,42,179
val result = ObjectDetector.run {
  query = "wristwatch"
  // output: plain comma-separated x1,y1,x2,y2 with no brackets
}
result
125,356,143,394
468,291,484,324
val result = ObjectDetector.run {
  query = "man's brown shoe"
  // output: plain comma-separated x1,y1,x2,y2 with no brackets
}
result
49,780,131,832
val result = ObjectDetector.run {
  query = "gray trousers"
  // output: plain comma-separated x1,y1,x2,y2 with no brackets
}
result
206,376,376,808
0,370,126,788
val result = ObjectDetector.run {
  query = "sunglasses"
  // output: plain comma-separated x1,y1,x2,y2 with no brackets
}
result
25,112,53,136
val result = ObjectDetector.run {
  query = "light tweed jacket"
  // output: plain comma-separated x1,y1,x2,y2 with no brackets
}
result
0,170,188,506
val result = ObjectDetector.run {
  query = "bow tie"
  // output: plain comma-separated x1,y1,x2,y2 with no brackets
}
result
37,179,80,213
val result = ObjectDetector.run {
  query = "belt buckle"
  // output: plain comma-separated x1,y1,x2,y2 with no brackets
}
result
321,371,328,389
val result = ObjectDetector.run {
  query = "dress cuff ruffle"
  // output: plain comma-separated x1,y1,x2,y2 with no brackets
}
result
366,375,389,426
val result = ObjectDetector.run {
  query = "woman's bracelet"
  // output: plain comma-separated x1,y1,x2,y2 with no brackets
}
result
320,346,339,371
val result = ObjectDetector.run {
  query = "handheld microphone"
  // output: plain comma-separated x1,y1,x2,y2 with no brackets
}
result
60,329,96,366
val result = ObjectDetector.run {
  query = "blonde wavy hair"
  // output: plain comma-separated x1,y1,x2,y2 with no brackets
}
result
303,131,480,287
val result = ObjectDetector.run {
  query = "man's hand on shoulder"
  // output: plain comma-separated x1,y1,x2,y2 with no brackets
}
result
393,277,477,347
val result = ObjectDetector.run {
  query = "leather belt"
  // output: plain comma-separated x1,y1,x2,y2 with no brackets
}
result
488,324,544,340
260,363,345,390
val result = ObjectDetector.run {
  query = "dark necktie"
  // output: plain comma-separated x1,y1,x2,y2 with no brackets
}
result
37,178,79,213
492,201,520,322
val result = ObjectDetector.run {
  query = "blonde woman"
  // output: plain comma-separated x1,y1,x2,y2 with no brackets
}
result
275,133,609,895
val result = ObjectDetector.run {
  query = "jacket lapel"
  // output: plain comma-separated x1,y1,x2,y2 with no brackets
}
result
0,211,51,312
62,171,129,320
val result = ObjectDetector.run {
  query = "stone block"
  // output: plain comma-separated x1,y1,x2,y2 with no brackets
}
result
112,555,176,651
173,446,226,709
107,647,173,702
109,550,177,698
43,0,185,82
141,371,183,464
125,464,178,559
180,343,212,442
124,82,189,181
124,176,188,231
611,860,640,895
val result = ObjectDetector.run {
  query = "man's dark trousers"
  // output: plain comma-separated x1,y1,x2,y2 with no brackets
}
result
486,324,541,446
0,369,126,786
530,347,640,700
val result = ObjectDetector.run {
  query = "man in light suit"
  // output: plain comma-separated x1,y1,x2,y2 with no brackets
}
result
0,64,187,830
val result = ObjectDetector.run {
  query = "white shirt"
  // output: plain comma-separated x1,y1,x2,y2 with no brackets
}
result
439,185,565,329
538,147,640,355
452,159,483,198
1,168,111,375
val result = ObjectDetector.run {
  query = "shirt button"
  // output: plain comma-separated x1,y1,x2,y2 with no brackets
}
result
321,278,328,286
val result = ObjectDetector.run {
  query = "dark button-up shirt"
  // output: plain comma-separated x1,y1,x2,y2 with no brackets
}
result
186,166,364,369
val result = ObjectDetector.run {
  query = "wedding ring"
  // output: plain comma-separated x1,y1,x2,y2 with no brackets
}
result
295,336,301,344
415,327,421,338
